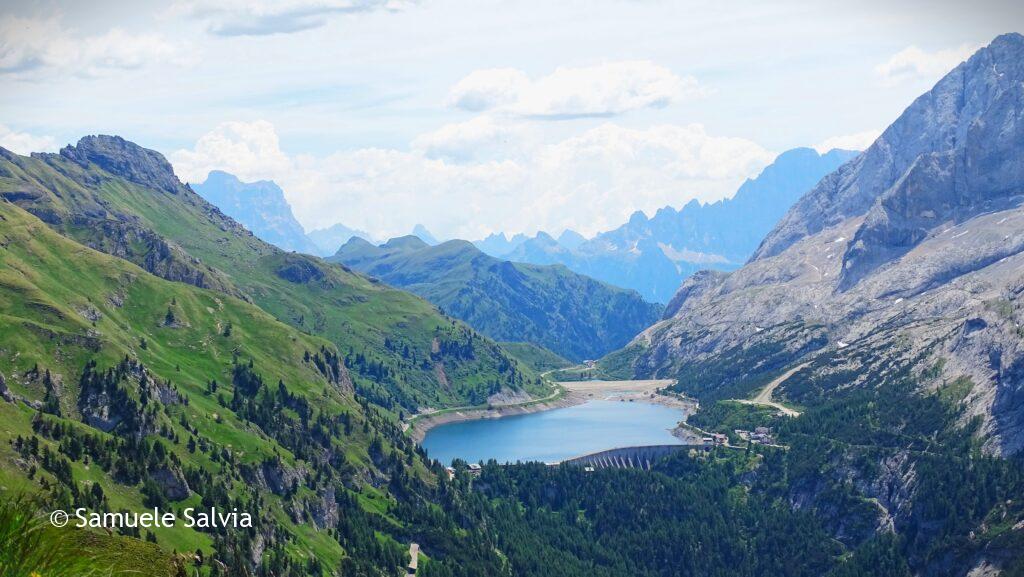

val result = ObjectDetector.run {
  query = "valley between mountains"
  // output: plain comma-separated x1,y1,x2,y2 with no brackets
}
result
1,31,1024,577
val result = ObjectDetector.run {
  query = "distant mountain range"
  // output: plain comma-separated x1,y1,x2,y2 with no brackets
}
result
331,235,663,361
476,229,586,256
192,170,320,254
194,147,852,304
477,147,858,303
190,171,442,257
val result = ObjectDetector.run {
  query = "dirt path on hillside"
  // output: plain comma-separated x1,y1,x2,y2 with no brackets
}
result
734,362,809,417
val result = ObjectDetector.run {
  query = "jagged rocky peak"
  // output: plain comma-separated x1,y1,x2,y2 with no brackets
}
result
533,230,558,244
58,135,184,195
557,229,587,250
627,210,649,226
411,223,439,244
754,32,1024,262
203,169,245,186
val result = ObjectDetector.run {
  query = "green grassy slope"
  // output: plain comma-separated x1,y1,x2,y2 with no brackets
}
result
496,342,572,373
0,140,543,413
331,237,663,361
0,199,433,574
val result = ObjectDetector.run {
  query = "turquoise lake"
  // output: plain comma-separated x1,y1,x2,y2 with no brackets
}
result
421,400,687,465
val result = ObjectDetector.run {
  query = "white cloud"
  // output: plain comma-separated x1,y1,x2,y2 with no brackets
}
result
524,124,773,233
875,43,980,85
170,0,412,36
411,115,531,162
446,69,531,112
813,128,881,153
172,119,772,240
170,120,293,183
0,16,185,77
447,61,706,119
0,124,57,155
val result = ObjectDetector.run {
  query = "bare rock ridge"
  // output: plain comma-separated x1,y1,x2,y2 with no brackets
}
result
2,139,246,298
753,32,1024,262
634,32,1024,456
58,134,185,196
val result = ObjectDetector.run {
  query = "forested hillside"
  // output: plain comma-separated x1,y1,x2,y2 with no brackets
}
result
331,236,661,361
0,199,446,574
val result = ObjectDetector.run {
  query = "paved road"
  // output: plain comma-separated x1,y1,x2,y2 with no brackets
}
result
406,543,419,576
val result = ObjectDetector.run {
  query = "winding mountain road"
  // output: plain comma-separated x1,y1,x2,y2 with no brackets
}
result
734,362,809,417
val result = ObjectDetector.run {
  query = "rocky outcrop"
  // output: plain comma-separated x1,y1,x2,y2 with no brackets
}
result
150,466,191,501
79,217,242,297
661,270,728,319
304,485,339,529
59,135,184,195
0,371,13,403
241,458,307,497
275,254,327,284
77,359,175,436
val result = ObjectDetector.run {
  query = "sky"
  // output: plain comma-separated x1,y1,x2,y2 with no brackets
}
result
2,0,1023,240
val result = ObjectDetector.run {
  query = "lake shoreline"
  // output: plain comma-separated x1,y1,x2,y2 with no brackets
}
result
407,379,694,444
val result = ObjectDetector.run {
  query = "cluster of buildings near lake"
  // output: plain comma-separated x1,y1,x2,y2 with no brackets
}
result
734,427,775,445
701,426,776,447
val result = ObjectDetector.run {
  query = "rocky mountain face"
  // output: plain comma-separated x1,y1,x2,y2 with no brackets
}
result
332,236,663,361
0,146,246,299
411,223,439,245
60,134,184,195
192,170,320,254
502,147,857,302
631,33,1024,456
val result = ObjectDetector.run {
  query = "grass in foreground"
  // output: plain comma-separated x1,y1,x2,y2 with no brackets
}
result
0,492,178,577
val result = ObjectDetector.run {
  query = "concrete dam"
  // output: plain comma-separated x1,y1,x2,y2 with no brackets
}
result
559,444,708,470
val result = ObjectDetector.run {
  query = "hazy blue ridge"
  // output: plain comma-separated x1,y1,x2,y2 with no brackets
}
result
192,170,320,254
502,147,859,302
